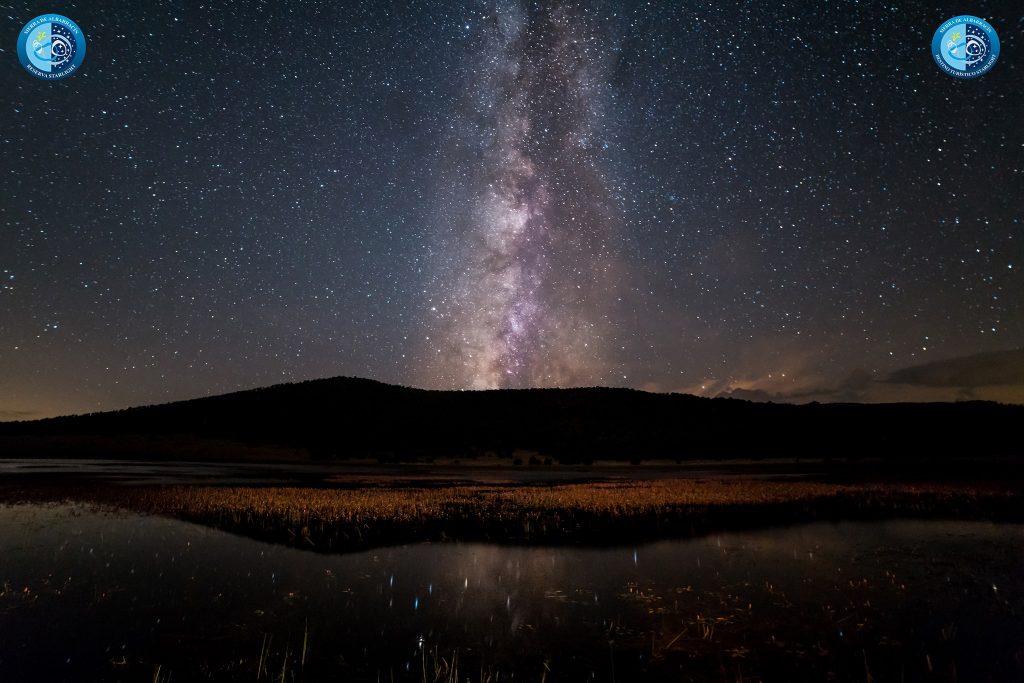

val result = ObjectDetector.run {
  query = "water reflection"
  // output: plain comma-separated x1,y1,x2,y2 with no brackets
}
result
0,457,821,486
0,504,1021,681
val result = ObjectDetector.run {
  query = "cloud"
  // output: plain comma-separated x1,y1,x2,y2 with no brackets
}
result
712,369,870,403
696,349,1024,405
883,348,1024,388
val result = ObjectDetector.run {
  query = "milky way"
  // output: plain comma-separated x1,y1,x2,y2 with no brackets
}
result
2,1,1022,418
426,1,622,389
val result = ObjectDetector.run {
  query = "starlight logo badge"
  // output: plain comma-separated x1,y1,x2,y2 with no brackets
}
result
17,14,86,80
932,15,999,79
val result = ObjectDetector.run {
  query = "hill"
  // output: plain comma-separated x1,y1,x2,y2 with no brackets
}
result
1,377,1021,462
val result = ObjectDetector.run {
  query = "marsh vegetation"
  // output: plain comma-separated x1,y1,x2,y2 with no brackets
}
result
7,477,1017,553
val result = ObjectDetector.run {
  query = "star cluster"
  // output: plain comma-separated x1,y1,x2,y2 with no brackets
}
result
0,0,1022,417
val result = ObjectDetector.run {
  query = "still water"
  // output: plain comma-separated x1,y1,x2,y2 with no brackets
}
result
1,504,1021,682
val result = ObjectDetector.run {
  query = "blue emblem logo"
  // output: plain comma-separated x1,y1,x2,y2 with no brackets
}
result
17,14,86,80
932,15,999,78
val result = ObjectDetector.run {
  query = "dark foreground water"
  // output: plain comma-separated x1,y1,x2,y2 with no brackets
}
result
0,505,1021,682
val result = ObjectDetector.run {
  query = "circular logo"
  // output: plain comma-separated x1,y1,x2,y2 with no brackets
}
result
932,15,999,78
17,14,86,80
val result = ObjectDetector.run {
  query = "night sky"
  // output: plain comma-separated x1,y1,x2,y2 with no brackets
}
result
1,1,1022,419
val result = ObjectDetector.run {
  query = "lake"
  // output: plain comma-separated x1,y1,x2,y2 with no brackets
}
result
1,504,1021,681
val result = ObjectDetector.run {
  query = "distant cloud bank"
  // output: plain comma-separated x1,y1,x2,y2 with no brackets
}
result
704,348,1024,405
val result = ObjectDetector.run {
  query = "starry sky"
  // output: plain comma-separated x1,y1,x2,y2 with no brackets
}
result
1,0,1022,419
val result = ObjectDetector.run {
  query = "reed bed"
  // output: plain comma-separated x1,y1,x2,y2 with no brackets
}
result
20,478,1015,553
